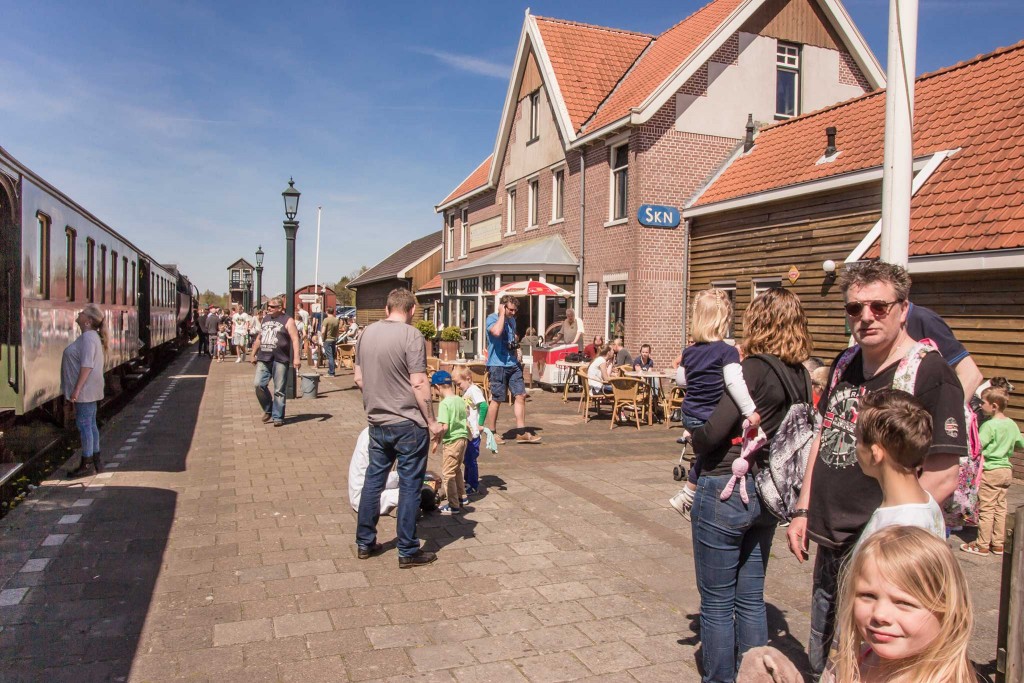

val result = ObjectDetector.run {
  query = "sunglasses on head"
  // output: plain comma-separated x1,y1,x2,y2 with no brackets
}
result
844,299,903,317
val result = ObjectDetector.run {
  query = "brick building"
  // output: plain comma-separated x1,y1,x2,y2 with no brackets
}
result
435,0,882,364
347,231,442,326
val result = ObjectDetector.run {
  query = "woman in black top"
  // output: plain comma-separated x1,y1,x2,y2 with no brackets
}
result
689,288,813,683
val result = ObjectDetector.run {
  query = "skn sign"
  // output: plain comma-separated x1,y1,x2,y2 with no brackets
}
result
637,204,680,228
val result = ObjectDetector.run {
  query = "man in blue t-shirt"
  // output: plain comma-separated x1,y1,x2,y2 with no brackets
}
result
485,295,541,444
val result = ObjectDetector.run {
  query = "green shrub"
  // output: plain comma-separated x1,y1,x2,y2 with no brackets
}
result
413,320,437,339
440,326,463,341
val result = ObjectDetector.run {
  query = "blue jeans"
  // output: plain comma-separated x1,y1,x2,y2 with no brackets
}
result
357,420,429,557
75,401,101,457
323,339,336,375
809,543,852,677
464,436,480,490
691,474,777,683
684,415,706,485
254,360,288,421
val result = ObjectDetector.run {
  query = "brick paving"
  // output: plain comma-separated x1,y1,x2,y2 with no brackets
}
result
0,353,1020,682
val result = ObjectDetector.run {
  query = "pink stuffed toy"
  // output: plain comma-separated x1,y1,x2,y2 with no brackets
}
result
720,420,768,503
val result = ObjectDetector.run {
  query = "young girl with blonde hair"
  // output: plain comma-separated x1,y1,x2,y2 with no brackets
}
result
829,525,975,683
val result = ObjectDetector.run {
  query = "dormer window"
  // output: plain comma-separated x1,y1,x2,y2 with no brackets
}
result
528,90,540,142
776,42,800,119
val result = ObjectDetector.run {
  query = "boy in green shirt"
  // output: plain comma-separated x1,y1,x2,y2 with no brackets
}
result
432,371,469,515
962,386,1023,556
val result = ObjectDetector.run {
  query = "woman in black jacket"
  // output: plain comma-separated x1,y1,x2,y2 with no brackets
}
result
689,288,813,683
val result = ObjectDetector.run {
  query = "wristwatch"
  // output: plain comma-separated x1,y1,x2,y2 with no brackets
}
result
792,508,809,518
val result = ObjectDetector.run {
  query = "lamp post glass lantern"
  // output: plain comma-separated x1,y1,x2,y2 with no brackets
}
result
254,245,264,310
281,178,300,398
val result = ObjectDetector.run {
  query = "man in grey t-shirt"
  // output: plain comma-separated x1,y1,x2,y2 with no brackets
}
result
354,288,444,568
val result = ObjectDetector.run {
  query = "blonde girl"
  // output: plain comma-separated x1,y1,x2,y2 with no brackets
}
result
62,304,107,478
830,525,975,683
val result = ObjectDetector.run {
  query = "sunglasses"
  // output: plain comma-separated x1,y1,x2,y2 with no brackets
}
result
844,299,903,317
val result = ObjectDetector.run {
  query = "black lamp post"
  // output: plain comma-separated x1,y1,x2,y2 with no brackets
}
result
243,270,253,312
255,245,264,310
281,178,301,397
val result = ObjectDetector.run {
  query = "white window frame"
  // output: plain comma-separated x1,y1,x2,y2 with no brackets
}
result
609,143,629,224
460,207,468,258
528,90,540,142
506,188,516,236
752,278,781,299
776,42,801,119
527,177,539,229
446,213,455,261
551,168,564,223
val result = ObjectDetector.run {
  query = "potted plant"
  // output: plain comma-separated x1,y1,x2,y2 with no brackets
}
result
414,320,437,357
438,325,462,361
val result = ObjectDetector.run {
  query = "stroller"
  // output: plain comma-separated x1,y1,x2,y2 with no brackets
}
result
672,434,693,481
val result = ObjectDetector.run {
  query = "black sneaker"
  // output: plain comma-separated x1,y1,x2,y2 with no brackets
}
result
67,458,95,479
357,543,383,560
398,550,437,569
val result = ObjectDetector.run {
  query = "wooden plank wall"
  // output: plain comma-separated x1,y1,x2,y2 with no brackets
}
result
407,251,441,292
741,0,844,50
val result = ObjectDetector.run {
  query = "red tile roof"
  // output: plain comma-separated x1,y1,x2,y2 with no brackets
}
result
584,0,747,133
534,16,652,132
694,40,1024,257
438,154,493,207
417,274,442,293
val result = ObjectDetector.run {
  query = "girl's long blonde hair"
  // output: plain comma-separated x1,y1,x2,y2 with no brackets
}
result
834,526,975,683
689,288,732,343
81,304,108,352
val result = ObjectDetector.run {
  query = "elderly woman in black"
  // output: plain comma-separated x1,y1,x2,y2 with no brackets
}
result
689,288,813,683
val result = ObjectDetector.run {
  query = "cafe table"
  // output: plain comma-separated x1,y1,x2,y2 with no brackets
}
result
556,360,589,403
623,369,676,425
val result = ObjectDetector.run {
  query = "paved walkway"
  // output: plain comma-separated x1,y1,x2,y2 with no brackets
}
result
0,353,1019,682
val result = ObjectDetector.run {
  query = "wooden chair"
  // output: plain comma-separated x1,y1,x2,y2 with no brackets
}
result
468,363,489,401
663,384,685,429
609,377,648,430
575,368,591,414
336,343,356,370
615,364,633,377
582,376,614,423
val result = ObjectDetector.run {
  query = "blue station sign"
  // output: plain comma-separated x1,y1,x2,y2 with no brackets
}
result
637,204,681,228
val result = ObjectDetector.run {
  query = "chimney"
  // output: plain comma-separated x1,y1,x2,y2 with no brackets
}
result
825,126,838,157
743,114,755,152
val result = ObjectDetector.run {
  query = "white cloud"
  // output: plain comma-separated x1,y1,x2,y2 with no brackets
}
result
411,47,508,79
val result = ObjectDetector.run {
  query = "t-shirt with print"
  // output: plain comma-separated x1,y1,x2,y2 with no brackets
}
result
355,320,428,427
979,417,1024,471
682,341,740,421
255,312,293,364
853,493,946,555
462,384,486,439
808,350,967,550
437,395,469,443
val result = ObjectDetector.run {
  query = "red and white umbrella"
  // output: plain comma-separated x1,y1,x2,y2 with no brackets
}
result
490,280,573,298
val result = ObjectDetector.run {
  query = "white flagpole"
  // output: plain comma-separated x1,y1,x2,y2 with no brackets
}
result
315,206,323,310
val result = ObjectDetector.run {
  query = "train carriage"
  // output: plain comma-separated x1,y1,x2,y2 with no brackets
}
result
0,145,194,416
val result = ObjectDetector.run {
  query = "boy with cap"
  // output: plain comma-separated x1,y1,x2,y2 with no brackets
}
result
432,370,469,515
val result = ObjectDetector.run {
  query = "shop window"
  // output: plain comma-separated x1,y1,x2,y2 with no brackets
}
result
552,169,564,221
776,42,800,119
610,144,628,221
459,278,479,295
482,275,495,292
446,280,458,296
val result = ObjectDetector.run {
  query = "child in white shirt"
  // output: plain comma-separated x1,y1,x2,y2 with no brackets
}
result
853,388,945,553
455,368,488,496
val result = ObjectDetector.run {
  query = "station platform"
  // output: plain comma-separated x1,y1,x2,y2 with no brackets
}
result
0,351,1018,682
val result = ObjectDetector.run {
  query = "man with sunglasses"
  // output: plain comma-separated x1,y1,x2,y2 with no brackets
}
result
250,297,301,427
786,261,967,678
485,295,541,444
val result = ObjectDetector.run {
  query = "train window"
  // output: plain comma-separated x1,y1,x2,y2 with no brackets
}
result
151,273,156,306
131,261,136,304
111,251,118,306
85,238,95,303
122,257,128,305
99,246,107,304
65,226,76,301
36,213,51,298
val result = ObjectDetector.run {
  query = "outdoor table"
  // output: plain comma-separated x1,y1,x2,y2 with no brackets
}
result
623,369,676,425
556,361,589,403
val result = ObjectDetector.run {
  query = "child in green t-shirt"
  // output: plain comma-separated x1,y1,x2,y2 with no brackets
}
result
432,371,469,515
962,386,1023,556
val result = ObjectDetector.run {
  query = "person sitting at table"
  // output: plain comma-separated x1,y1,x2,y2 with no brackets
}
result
584,335,604,359
587,345,615,394
633,344,655,371
612,338,632,367
520,326,542,353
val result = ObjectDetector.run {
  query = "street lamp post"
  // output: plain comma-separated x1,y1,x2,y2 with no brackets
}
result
243,270,253,312
281,178,301,398
255,245,264,310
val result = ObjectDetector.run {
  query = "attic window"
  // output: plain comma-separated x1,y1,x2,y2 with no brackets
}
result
528,90,540,142
776,43,801,119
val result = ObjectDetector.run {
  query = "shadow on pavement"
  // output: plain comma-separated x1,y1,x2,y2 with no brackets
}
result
0,485,175,682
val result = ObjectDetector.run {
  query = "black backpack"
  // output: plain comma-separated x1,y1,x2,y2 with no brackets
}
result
752,355,819,522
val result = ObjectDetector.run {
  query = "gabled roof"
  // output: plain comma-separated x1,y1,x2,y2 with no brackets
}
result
690,40,1024,258
227,258,255,271
347,231,442,288
417,274,442,295
437,155,493,210
442,235,578,278
533,16,653,133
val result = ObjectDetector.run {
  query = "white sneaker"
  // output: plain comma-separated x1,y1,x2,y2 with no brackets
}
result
235,357,241,363
669,490,693,520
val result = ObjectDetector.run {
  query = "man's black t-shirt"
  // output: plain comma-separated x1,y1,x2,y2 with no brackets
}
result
808,349,967,550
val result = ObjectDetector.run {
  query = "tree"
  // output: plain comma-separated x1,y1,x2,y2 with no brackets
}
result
334,266,366,307
199,289,229,309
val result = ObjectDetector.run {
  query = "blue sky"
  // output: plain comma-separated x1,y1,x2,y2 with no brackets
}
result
1,0,1020,296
